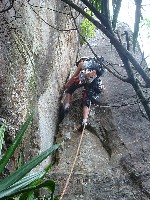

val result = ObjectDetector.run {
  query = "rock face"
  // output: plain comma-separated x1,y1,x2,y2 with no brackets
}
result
0,0,79,170
50,28,150,199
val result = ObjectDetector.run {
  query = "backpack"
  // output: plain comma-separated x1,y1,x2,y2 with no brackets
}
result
93,77,104,95
91,56,106,77
82,56,106,75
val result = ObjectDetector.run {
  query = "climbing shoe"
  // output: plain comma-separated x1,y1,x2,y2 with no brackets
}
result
64,106,70,115
64,103,70,114
78,120,87,132
59,104,70,122
59,104,65,122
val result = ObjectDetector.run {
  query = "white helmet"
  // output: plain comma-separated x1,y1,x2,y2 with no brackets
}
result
76,57,88,66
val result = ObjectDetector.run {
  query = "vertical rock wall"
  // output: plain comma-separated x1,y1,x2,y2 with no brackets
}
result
50,26,150,199
0,0,79,170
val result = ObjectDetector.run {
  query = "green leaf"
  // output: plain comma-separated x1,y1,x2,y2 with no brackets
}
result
26,191,34,200
0,120,6,156
89,0,102,12
0,171,45,198
80,10,96,44
13,180,56,200
19,190,35,200
0,143,60,193
24,180,55,194
17,152,23,169
0,112,34,174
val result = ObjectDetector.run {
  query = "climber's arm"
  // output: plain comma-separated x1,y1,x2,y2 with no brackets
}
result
65,61,83,88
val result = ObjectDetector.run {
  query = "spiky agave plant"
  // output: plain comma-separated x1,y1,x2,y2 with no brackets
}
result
0,112,60,200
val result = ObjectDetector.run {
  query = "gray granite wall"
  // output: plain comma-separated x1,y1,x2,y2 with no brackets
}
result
0,0,79,169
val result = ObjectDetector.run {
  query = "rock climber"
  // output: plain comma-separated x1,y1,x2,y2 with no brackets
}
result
61,56,105,131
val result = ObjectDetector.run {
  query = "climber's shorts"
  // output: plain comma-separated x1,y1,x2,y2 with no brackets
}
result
65,81,84,95
82,89,94,108
66,81,95,108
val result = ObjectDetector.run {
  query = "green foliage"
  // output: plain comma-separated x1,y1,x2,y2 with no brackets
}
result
17,152,23,169
89,0,102,12
0,113,34,175
145,19,150,27
142,19,150,38
0,120,6,156
0,112,60,200
80,10,96,44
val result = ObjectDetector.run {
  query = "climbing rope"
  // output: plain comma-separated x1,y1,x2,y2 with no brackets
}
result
59,124,86,200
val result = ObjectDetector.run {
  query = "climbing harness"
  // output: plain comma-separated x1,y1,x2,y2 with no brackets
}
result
59,124,86,200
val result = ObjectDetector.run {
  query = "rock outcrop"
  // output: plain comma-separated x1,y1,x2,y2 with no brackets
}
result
0,0,79,170
50,28,150,199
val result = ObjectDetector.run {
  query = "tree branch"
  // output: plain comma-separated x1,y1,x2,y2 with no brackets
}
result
133,0,142,51
124,31,130,51
103,61,129,82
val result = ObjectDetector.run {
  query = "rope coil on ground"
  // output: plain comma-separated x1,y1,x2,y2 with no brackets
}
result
59,124,86,200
